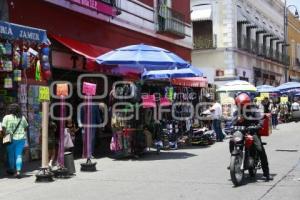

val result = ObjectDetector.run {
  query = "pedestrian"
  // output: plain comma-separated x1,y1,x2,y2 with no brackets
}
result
209,99,223,142
269,102,278,129
291,100,300,111
48,120,57,169
262,97,270,113
1,104,28,178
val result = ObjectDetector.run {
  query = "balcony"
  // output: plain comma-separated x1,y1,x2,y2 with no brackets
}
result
251,39,258,54
238,35,251,52
282,54,290,65
157,4,185,39
194,34,217,49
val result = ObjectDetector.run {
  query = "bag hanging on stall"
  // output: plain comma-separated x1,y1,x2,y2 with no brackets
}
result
4,41,12,56
4,60,13,71
14,70,22,82
0,43,6,55
4,76,13,89
35,60,41,81
3,118,22,145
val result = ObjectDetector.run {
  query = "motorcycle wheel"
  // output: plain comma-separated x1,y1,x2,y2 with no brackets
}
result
230,155,244,186
248,168,257,177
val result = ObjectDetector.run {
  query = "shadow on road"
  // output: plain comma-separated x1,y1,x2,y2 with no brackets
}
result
111,151,198,162
228,173,278,187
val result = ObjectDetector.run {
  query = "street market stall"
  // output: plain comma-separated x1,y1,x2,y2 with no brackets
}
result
96,44,203,157
0,20,50,161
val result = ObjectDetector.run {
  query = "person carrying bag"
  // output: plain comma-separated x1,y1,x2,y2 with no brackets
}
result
1,104,28,178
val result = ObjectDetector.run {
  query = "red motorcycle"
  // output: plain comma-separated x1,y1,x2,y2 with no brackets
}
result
229,125,265,186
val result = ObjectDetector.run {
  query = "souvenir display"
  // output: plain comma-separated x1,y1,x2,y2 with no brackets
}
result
27,85,42,160
14,69,22,82
0,21,50,164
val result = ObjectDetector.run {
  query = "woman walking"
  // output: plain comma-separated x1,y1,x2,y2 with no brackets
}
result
1,104,28,178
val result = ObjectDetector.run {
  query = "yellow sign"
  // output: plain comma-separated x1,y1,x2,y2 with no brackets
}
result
39,86,50,101
255,97,264,104
280,97,288,104
260,93,269,99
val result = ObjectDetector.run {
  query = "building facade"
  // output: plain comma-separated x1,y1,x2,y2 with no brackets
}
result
288,12,300,82
191,0,288,86
6,0,192,62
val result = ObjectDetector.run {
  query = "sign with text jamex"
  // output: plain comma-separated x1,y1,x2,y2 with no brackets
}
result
82,82,97,96
56,83,69,97
39,86,50,101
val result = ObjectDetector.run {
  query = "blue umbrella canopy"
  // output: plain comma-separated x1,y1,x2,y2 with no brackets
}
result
96,44,190,70
142,65,204,80
276,82,300,93
294,93,300,97
256,85,279,93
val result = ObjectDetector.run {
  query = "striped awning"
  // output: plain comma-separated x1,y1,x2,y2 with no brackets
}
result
191,5,212,21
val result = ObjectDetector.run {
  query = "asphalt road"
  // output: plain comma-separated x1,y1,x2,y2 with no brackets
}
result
0,122,299,200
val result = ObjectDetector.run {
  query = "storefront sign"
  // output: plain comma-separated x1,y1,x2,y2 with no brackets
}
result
68,0,117,16
0,21,48,44
82,82,96,96
260,93,269,99
56,83,69,97
39,86,50,101
280,97,288,104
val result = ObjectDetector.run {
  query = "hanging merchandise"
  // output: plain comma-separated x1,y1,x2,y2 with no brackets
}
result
43,69,52,81
166,87,174,101
0,43,6,55
21,51,30,69
41,47,51,71
13,46,21,68
4,60,13,71
35,60,41,81
4,41,12,56
0,58,3,69
4,76,13,88
13,69,22,82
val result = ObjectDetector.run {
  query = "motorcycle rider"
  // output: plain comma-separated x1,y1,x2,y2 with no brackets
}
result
230,93,273,181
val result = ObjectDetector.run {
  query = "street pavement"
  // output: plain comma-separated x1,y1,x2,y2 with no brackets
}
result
0,122,299,200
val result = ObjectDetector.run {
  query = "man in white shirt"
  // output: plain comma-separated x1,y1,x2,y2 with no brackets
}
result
291,101,300,111
210,100,223,142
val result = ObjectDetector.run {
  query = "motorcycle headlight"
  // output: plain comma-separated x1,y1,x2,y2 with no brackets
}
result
233,131,243,143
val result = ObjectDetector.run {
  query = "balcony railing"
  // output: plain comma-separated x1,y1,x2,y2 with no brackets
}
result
258,44,265,56
157,4,185,39
194,34,217,49
237,35,288,65
251,39,257,54
282,54,290,65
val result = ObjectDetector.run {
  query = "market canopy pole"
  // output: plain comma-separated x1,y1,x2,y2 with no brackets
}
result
81,82,97,172
52,83,70,178
36,86,53,182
